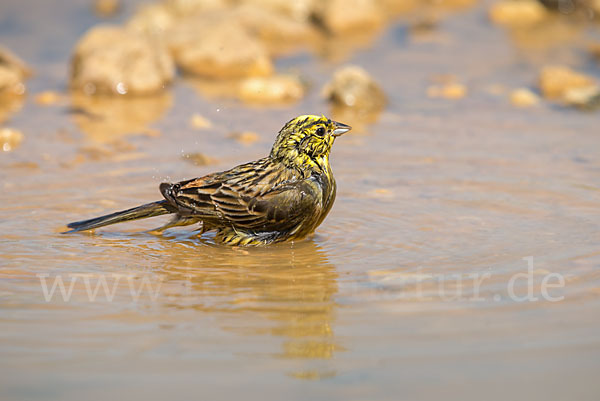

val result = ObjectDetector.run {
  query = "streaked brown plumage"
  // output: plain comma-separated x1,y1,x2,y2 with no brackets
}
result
65,115,351,246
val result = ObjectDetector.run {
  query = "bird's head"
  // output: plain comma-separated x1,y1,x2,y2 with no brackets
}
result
270,115,351,170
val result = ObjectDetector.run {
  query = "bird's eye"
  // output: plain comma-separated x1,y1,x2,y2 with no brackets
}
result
315,127,326,137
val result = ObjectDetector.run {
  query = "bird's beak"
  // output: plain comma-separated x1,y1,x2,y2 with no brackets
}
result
332,121,352,137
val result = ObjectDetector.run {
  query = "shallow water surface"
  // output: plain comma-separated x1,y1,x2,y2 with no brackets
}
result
1,0,600,400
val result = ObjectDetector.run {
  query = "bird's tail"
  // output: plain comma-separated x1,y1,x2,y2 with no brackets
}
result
64,200,173,233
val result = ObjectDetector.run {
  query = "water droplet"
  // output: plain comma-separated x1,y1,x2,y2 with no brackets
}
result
116,82,127,95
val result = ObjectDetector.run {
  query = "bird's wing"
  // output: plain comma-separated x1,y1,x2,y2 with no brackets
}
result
210,180,318,231
160,160,319,231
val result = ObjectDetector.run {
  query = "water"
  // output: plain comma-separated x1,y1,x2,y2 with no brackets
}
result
1,0,599,400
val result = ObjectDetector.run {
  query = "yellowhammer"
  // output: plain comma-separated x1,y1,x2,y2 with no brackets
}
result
65,115,351,246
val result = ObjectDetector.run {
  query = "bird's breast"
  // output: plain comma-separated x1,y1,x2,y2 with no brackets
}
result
303,167,336,230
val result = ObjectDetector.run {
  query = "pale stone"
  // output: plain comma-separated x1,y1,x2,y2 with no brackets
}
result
489,0,548,26
238,75,305,104
71,25,175,95
322,65,386,111
539,65,596,99
169,18,273,79
510,88,540,107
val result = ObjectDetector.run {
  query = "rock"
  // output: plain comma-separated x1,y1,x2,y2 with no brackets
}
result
368,188,394,199
0,128,24,152
0,46,31,78
238,75,305,104
94,0,121,17
409,14,441,37
435,0,479,8
70,25,175,95
427,83,467,99
489,0,549,26
231,5,316,52
590,43,600,61
34,91,62,106
189,114,213,129
127,3,176,36
169,18,273,79
0,47,29,123
538,0,600,18
0,92,25,124
510,88,540,107
0,46,31,95
0,66,24,95
322,65,386,112
127,0,228,36
166,0,227,16
314,0,385,34
379,0,419,16
182,152,217,166
239,0,317,22
228,131,260,145
538,65,597,99
563,86,600,110
506,18,580,52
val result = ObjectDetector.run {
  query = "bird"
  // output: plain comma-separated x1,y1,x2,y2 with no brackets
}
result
64,115,351,246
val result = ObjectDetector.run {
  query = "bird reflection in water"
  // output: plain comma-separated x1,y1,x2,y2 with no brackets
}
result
157,236,342,379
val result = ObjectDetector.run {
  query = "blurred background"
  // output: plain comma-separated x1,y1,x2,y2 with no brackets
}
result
1,0,599,400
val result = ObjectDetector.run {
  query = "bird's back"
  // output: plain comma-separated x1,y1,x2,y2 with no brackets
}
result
159,157,336,245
